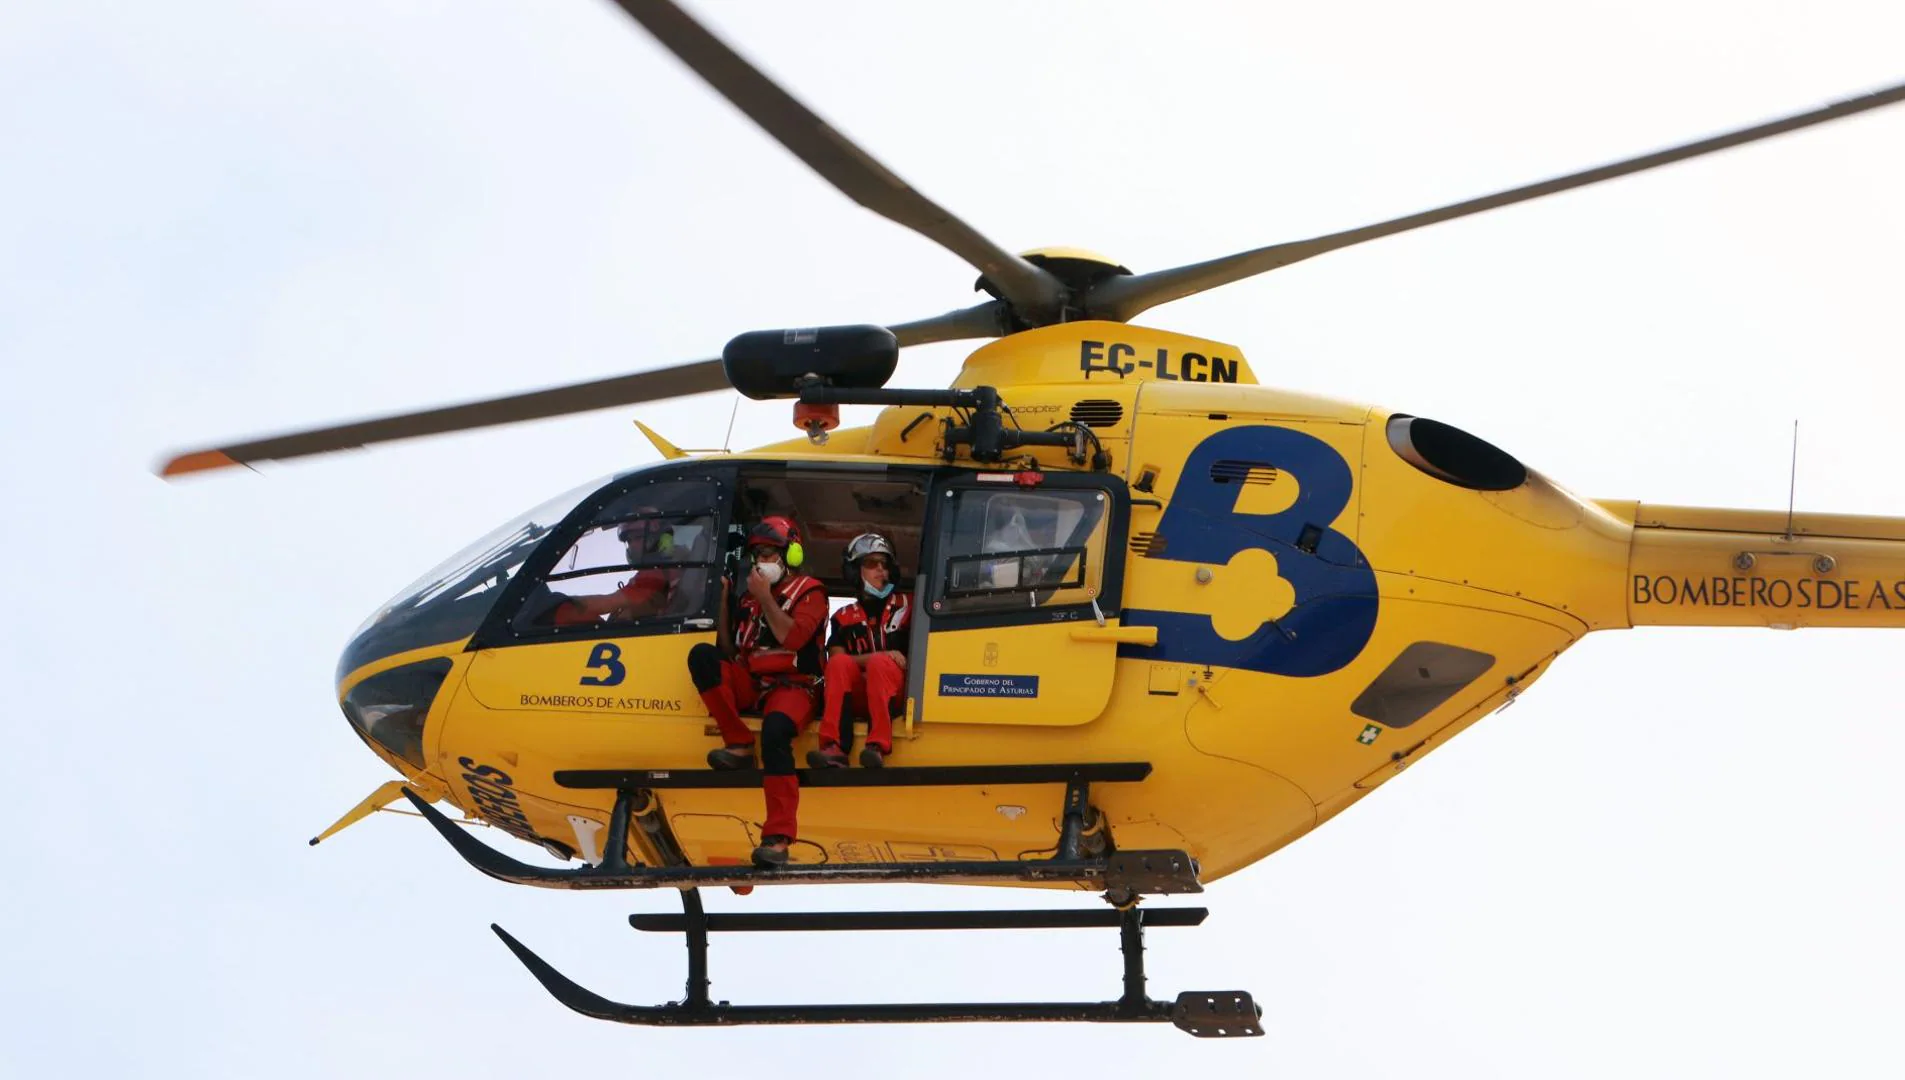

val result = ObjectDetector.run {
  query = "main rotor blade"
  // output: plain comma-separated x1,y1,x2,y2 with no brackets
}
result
887,300,1010,348
1087,78,1905,323
605,0,1064,319
157,359,729,477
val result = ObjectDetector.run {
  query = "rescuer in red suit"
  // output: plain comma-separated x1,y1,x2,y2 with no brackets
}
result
685,515,828,868
808,532,910,770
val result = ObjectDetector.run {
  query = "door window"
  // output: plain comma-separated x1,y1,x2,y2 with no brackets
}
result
932,487,1108,617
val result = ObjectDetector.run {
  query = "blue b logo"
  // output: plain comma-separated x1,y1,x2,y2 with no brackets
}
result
1121,426,1378,677
579,642,626,686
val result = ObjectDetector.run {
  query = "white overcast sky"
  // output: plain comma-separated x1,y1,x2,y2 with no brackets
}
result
4,1,1904,1076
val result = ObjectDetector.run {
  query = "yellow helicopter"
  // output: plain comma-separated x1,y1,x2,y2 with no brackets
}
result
159,0,1905,1038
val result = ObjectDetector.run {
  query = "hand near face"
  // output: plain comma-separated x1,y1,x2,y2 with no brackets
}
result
746,566,775,603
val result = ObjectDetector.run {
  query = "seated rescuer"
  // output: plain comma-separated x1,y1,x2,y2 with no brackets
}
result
551,509,683,624
684,515,829,868
808,532,911,770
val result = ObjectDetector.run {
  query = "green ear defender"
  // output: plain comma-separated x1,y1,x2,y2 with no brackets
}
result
786,541,804,568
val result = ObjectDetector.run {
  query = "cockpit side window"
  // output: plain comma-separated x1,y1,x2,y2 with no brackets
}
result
934,488,1107,616
512,479,722,633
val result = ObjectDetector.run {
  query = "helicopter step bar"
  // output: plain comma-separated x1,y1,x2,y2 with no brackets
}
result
490,888,1263,1037
553,760,1153,790
400,760,1203,895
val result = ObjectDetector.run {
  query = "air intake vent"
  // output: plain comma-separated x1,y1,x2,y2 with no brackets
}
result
1210,459,1279,485
1070,399,1124,428
1129,531,1159,556
1385,415,1526,491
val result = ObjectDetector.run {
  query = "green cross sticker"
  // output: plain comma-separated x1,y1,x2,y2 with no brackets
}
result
1357,724,1382,745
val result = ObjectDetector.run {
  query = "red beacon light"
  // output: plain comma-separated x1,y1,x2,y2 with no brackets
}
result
793,401,839,445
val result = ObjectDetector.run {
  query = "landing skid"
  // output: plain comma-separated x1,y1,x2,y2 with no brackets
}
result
413,760,1259,1035
493,890,1263,1037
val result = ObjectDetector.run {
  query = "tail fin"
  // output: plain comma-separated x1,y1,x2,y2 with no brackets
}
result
1600,502,1905,628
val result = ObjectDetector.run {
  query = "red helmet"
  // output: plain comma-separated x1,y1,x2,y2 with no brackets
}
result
746,514,805,567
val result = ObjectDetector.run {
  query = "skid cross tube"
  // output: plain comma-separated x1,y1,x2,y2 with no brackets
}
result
1056,776,1090,860
492,889,1262,1036
599,785,636,874
680,889,711,1009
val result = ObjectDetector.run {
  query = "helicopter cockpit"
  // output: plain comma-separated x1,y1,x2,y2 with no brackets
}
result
516,479,722,629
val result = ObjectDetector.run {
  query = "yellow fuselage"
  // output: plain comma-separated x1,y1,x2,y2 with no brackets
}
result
336,323,1905,885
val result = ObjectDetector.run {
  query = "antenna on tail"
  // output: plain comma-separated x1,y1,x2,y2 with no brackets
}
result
1783,420,1799,541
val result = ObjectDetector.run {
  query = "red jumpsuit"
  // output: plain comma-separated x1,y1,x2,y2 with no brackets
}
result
691,573,828,840
552,567,676,625
820,591,912,754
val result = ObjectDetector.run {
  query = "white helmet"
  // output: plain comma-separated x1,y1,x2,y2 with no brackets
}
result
842,532,898,579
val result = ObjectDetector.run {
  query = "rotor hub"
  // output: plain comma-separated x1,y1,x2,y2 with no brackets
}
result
976,248,1132,326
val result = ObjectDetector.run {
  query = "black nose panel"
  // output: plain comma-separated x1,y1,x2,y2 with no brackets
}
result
340,657,453,770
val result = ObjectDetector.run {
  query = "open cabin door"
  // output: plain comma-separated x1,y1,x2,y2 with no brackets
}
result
911,473,1135,727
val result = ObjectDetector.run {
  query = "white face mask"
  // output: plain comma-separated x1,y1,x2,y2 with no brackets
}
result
754,558,785,585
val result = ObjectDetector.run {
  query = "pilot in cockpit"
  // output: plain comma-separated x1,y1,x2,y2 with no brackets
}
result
550,508,702,624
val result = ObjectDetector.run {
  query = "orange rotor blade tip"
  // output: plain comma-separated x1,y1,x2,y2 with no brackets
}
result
158,449,241,478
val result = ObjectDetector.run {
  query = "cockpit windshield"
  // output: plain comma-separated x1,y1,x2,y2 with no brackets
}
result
338,473,623,682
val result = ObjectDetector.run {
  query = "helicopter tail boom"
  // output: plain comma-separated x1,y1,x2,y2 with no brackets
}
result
1608,502,1905,628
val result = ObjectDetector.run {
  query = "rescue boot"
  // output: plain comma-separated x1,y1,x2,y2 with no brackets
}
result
706,744,756,770
752,835,791,868
858,744,887,769
805,744,849,769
